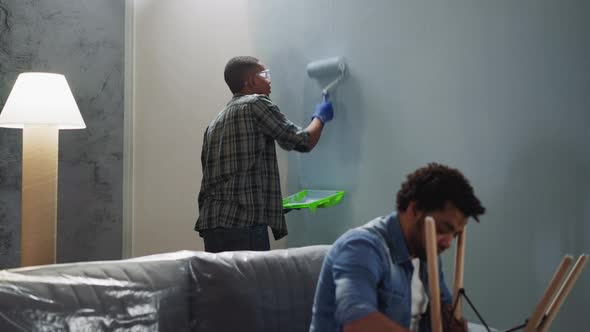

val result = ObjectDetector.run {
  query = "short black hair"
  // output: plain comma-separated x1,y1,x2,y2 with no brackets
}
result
224,56,261,94
396,163,486,221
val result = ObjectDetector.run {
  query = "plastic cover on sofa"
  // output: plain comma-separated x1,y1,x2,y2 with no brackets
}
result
0,245,330,332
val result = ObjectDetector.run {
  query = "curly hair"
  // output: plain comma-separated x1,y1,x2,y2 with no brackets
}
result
224,56,261,94
396,163,486,221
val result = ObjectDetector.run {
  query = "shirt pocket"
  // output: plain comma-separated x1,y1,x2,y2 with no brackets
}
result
377,288,406,308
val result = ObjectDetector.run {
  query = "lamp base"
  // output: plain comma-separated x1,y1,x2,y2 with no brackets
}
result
21,125,59,267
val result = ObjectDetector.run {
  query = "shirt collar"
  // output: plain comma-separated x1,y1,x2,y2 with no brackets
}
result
385,212,412,265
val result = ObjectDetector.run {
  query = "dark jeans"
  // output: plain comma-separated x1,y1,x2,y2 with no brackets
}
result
201,224,270,253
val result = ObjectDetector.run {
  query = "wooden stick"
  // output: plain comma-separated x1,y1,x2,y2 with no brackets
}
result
538,254,589,332
425,217,443,332
453,227,466,320
523,255,573,332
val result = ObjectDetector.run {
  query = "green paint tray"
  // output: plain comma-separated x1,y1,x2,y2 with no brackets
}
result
282,190,345,213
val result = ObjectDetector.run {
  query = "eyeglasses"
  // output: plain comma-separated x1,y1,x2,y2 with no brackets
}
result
257,69,271,80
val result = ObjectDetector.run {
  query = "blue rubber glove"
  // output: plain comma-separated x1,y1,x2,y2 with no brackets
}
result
311,94,334,125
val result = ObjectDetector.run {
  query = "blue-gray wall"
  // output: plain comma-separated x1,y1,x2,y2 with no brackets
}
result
0,0,124,267
249,0,590,330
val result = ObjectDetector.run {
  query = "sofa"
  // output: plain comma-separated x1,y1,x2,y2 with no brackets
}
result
0,245,329,331
0,245,494,332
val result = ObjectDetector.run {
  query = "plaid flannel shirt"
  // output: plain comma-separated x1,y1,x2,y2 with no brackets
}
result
195,94,311,240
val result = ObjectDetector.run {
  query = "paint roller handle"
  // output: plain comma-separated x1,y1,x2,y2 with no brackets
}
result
311,94,334,125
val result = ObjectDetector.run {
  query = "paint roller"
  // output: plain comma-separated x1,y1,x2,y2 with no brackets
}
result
306,56,346,101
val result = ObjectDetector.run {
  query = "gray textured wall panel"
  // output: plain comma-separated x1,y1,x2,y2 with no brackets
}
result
0,0,123,268
247,0,590,330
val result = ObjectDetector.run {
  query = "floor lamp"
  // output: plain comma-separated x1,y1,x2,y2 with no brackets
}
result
0,72,85,267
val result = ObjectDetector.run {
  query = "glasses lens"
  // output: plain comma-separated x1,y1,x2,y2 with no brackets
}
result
258,70,270,80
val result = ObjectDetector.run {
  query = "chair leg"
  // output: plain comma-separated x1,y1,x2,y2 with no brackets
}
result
523,255,573,332
425,217,443,332
537,254,589,332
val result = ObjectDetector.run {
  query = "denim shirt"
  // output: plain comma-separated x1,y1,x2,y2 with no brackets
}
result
309,212,453,332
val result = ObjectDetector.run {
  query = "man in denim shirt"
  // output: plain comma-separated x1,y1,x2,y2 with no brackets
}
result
310,163,486,332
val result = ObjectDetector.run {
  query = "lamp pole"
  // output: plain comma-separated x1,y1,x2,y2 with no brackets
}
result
21,125,59,266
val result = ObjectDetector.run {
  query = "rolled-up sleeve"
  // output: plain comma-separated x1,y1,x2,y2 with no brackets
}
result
251,95,311,152
332,237,384,325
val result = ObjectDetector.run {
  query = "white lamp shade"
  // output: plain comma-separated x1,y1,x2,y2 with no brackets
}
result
0,72,86,129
